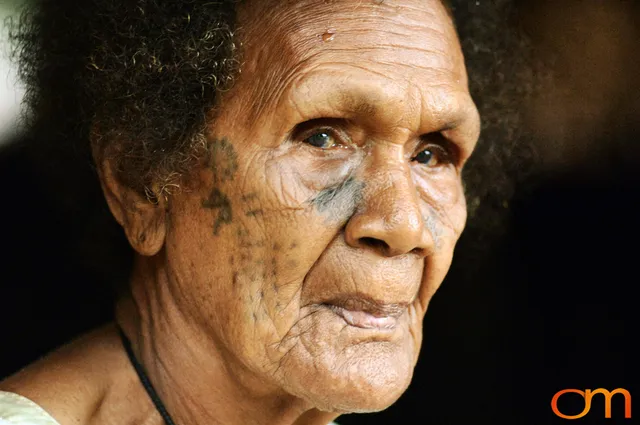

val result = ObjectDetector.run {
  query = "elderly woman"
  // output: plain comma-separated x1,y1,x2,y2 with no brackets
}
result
1,0,499,424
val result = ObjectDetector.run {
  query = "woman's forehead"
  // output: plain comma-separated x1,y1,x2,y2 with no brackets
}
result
236,0,463,80
231,0,468,131
238,0,456,43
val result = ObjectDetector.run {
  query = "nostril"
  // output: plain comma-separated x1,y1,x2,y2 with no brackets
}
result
409,247,425,257
358,237,426,257
359,237,390,254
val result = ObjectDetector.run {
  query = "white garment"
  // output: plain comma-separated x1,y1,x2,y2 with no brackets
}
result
0,392,59,425
0,391,339,425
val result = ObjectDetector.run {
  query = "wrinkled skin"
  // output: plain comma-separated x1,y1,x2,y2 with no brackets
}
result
105,0,480,416
18,0,480,423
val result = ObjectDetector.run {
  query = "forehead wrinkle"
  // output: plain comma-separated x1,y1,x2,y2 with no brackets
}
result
236,0,462,126
244,52,328,125
278,69,473,137
237,3,340,122
419,84,466,123
283,66,406,124
335,0,454,37
245,41,459,126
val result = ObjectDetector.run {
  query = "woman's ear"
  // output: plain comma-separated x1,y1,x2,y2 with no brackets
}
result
95,157,167,256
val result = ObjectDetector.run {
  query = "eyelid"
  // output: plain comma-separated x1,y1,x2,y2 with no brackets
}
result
415,133,460,166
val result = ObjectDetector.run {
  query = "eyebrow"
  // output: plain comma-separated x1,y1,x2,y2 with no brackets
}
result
339,87,480,155
317,87,474,135
339,92,379,118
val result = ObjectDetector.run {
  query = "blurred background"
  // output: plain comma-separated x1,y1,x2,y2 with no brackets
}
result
1,1,638,424
0,0,23,144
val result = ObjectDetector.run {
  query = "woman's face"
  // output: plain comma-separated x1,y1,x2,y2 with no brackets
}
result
144,0,479,414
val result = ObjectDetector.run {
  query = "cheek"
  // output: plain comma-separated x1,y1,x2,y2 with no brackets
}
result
161,200,239,341
309,176,365,221
262,143,363,209
175,147,353,308
165,189,310,373
414,179,467,306
431,193,467,243
414,170,467,239
237,151,366,280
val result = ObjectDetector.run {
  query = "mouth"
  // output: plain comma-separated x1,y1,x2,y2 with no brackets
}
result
322,295,409,330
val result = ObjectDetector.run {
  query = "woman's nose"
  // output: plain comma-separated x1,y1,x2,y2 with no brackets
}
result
344,168,433,258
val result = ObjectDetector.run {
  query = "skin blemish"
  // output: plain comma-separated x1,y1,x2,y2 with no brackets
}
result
321,30,336,42
202,188,232,235
309,176,365,222
208,137,238,183
246,209,263,217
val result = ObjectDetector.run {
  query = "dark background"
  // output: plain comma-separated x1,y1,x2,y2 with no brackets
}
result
1,1,637,424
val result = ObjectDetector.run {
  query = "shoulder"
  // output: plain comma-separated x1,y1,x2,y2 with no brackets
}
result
0,391,60,425
0,324,127,425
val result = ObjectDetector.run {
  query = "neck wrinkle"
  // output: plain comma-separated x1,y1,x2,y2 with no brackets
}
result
115,253,339,425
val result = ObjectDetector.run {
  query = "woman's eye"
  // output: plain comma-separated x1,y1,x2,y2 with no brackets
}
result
412,146,449,168
303,131,338,149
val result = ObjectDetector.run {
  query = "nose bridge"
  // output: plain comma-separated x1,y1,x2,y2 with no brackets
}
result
374,165,420,220
346,153,433,257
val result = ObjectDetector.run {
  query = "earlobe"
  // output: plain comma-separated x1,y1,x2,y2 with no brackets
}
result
95,157,167,257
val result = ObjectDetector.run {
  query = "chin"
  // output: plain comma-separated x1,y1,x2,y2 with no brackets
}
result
280,338,418,414
267,303,422,413
317,350,414,413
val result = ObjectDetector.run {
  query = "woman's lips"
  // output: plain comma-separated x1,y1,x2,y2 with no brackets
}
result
323,296,408,330
329,305,400,329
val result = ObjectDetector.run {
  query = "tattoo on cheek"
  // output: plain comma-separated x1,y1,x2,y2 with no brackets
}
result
202,188,232,235
241,192,264,218
202,138,238,234
423,208,443,250
209,137,238,183
309,177,365,222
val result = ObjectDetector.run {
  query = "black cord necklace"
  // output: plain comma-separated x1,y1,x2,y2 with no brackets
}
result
118,326,178,425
